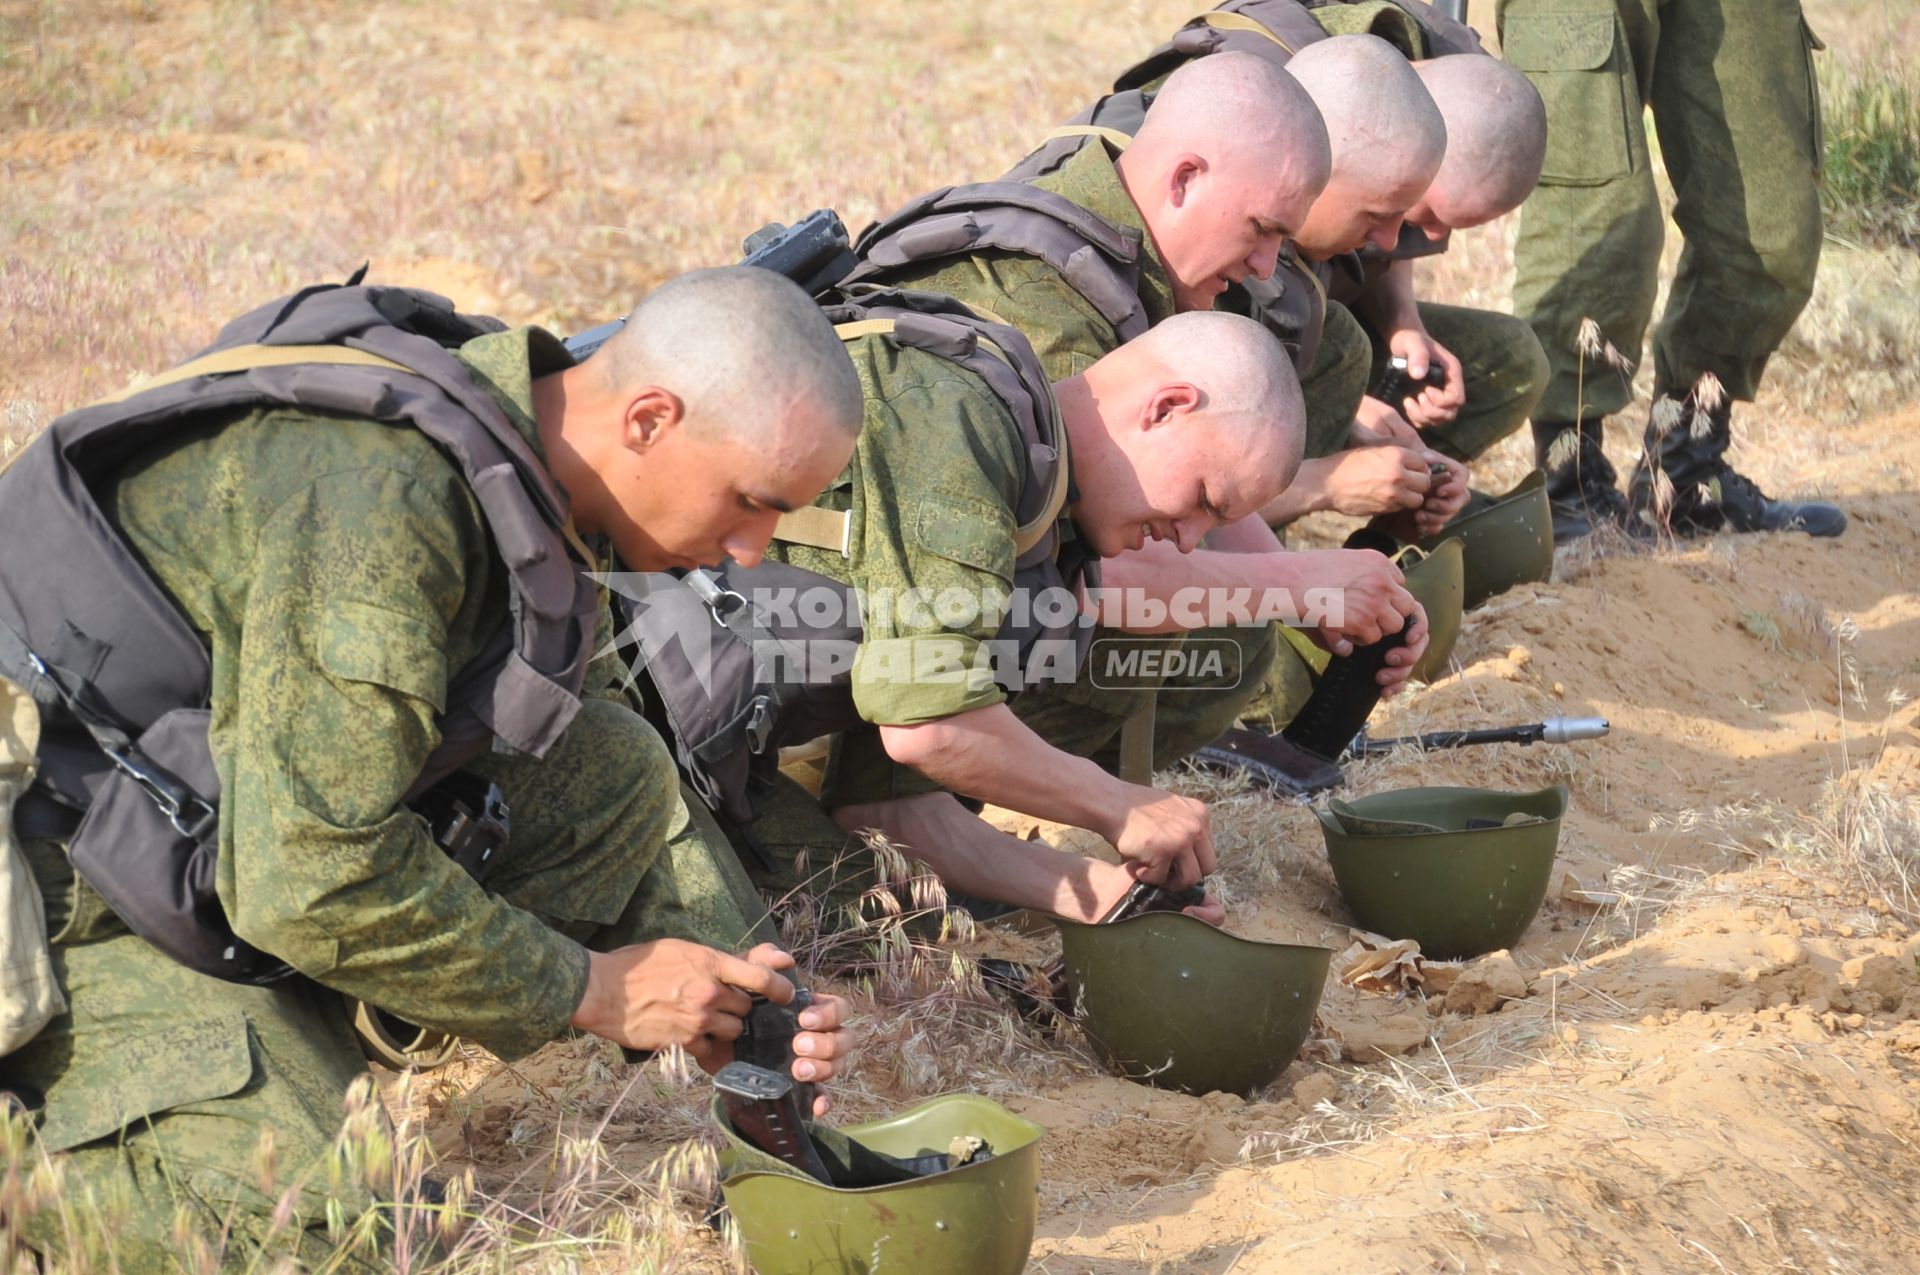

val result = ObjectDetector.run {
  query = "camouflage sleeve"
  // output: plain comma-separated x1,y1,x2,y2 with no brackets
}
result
221,465,587,1060
1310,0,1425,52
841,342,1027,727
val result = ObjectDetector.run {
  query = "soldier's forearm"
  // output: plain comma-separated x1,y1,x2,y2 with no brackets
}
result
1097,540,1326,632
875,704,1128,837
1202,513,1286,554
1258,456,1341,526
830,791,1132,923
230,786,590,1059
1351,258,1424,337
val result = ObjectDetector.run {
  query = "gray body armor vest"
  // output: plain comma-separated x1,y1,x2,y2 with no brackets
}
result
0,283,599,983
841,183,1152,346
618,289,1099,828
1006,0,1481,374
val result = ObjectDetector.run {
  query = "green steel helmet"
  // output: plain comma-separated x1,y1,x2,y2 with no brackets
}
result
1055,912,1332,1095
715,1093,1045,1275
1316,784,1570,960
1395,538,1464,684
348,999,461,1071
1418,469,1555,608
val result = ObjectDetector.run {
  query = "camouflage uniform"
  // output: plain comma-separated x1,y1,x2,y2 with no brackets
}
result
865,140,1276,767
3,329,745,1268
770,333,1032,809
1499,0,1825,422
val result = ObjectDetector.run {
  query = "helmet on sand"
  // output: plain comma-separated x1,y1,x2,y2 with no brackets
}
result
1055,912,1332,1095
348,999,461,1071
1396,538,1464,683
715,1092,1045,1275
1316,784,1570,959
1418,469,1555,608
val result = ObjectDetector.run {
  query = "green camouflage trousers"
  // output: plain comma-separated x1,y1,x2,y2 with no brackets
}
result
4,699,745,1271
1499,0,1825,420
1303,300,1549,462
1010,623,1280,772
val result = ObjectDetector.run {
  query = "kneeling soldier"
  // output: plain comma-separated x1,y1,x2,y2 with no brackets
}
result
0,267,862,1267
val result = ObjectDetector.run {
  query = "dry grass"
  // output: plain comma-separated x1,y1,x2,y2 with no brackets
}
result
6,0,1920,1268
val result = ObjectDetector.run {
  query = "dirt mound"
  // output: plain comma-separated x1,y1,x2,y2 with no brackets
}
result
1030,863,1920,1273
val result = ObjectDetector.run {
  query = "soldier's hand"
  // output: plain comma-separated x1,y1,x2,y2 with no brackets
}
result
571,939,782,1059
1348,395,1423,448
1415,451,1471,535
733,943,855,1114
1103,787,1216,892
1375,602,1430,695
1321,442,1431,518
1292,548,1417,656
1388,331,1467,426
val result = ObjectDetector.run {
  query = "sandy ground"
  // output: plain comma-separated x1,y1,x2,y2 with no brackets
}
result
6,0,1920,1270
396,406,1920,1274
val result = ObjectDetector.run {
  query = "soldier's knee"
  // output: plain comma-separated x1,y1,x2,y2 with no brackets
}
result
571,698,680,847
1512,324,1552,409
1769,200,1825,312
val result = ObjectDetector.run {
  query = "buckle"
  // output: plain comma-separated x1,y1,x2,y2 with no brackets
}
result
744,696,775,755
686,569,750,625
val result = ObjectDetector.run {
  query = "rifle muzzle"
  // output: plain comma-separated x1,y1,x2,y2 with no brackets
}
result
1540,716,1610,744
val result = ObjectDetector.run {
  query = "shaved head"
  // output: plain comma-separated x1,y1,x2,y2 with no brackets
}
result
553,265,863,572
591,265,863,444
1061,310,1305,556
1117,51,1331,312
1285,35,1447,258
1126,310,1306,484
1411,55,1548,230
1131,51,1331,201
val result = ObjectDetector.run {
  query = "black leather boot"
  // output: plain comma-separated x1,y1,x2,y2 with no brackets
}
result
1627,390,1846,538
1533,418,1628,543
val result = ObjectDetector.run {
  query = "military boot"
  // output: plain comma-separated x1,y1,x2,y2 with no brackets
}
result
1532,418,1628,544
1627,390,1846,538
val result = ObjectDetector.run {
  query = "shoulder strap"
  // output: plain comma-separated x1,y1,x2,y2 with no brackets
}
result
774,294,1071,564
89,344,412,408
1040,124,1136,151
1197,9,1303,50
846,181,1150,342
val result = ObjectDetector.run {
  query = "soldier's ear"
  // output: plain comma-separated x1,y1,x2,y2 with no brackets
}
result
1144,382,1203,430
622,387,685,453
1167,154,1208,208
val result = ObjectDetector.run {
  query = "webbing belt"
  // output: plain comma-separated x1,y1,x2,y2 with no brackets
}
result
90,343,413,407
1040,125,1136,152
1199,10,1299,52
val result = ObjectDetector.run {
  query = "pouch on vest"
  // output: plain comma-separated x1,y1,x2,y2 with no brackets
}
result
61,708,287,981
1,674,64,1055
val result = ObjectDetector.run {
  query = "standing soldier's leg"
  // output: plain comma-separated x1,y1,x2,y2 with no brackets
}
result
1624,0,1842,536
1498,0,1663,539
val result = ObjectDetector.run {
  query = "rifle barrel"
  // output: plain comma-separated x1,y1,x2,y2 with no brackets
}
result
1349,716,1609,756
